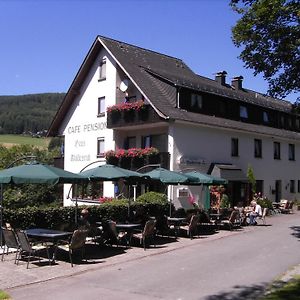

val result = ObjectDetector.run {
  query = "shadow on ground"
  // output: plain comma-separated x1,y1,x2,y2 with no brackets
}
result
290,226,300,240
204,278,300,300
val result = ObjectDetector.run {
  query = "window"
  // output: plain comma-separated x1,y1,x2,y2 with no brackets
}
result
254,139,262,158
290,180,295,193
263,111,269,123
124,136,136,149
256,180,264,195
274,142,281,160
289,144,295,161
231,138,239,157
280,115,285,127
190,94,202,110
296,118,300,130
298,180,300,193
99,58,106,80
97,137,105,157
142,135,151,148
240,106,248,119
98,97,105,116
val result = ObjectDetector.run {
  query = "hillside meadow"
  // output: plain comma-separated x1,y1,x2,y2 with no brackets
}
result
0,134,50,149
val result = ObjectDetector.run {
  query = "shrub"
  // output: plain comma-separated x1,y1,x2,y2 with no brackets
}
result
257,197,273,209
136,191,168,204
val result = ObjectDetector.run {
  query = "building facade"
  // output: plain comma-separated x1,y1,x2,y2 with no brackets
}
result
48,36,300,208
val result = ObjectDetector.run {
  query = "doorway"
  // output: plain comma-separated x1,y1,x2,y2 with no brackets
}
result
275,180,282,202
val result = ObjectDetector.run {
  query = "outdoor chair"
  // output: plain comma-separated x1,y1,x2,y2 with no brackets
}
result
102,221,127,247
279,199,290,214
16,230,51,269
257,208,268,225
1,227,20,263
197,211,217,234
56,229,88,267
180,214,200,239
220,210,241,230
132,219,157,250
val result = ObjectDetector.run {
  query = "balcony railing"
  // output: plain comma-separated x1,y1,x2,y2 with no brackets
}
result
107,104,162,128
106,152,170,171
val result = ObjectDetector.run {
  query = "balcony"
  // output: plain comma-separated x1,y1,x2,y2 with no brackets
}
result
107,103,162,129
106,151,170,171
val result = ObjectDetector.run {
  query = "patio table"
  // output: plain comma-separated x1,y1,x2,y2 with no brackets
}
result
167,217,187,237
116,223,141,246
25,228,72,263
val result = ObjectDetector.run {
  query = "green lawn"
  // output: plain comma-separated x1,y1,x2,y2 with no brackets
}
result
0,290,10,300
261,277,300,300
0,134,50,149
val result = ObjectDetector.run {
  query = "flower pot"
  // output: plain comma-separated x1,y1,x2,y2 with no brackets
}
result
110,111,121,123
147,154,160,165
131,156,144,170
106,156,119,166
119,157,131,169
123,110,135,122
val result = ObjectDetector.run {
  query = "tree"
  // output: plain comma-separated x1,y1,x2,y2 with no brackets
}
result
247,164,256,193
230,0,300,100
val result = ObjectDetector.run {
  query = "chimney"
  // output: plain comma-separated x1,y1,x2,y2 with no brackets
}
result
231,76,244,90
215,71,227,86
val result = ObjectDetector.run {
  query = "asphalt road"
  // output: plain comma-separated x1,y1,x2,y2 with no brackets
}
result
8,212,300,300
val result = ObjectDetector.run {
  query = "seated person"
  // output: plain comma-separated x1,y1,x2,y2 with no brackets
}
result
78,208,102,239
249,201,262,225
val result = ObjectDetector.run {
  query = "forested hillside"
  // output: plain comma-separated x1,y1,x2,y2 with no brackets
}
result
0,93,65,134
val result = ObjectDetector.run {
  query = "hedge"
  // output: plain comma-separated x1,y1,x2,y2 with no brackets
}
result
2,192,172,231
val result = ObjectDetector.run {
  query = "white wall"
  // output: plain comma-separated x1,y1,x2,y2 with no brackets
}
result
60,49,117,205
170,122,300,206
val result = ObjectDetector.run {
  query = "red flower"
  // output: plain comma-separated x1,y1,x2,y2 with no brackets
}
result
107,100,145,113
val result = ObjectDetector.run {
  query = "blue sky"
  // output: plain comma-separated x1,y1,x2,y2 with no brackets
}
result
1,0,298,102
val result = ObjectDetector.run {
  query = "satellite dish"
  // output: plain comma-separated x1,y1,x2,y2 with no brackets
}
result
119,79,129,92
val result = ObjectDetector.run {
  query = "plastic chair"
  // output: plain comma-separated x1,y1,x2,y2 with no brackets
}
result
16,230,50,269
1,227,20,263
56,229,88,267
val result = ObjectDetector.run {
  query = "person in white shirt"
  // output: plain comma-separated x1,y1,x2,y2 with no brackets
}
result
249,200,262,225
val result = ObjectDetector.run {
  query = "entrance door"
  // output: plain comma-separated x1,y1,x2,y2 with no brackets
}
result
275,180,282,202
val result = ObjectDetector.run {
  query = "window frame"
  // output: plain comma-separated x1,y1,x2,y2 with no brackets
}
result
254,139,262,158
97,96,105,116
274,142,281,160
231,138,239,157
290,180,295,193
98,58,106,81
97,137,105,158
239,105,248,119
190,93,203,110
289,143,295,161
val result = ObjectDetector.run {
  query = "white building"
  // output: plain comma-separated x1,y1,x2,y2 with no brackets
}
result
48,36,300,208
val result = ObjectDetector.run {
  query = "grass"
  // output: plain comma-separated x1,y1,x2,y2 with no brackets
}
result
261,276,300,300
0,134,50,149
0,290,10,300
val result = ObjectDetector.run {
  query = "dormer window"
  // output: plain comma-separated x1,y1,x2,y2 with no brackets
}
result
191,94,202,110
240,105,248,119
99,58,106,80
263,111,269,123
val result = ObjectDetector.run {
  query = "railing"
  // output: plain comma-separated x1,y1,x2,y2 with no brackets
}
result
106,104,162,128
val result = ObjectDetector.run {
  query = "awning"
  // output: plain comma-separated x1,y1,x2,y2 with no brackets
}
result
210,164,248,182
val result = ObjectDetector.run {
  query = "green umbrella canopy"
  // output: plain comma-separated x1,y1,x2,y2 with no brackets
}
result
0,161,86,185
80,164,149,181
185,171,228,185
143,167,201,185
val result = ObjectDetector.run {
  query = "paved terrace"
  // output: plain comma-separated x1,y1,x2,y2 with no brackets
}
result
1,211,300,297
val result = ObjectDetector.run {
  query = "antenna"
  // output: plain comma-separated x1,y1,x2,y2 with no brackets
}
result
119,79,129,92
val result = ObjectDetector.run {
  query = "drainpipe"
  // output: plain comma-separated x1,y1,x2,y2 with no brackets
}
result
176,85,180,108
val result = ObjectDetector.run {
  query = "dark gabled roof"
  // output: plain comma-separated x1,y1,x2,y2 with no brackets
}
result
48,35,295,137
